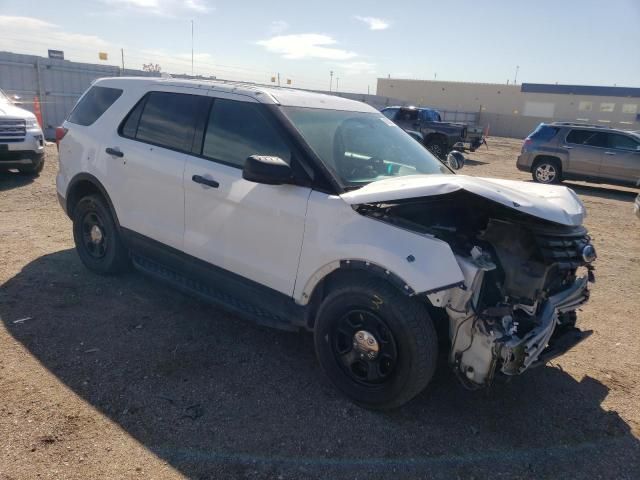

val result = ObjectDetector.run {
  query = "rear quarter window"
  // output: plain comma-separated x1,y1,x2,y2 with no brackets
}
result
68,86,123,126
119,91,210,153
529,125,559,141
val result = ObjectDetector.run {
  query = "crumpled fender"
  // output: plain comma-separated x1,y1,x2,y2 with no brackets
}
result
294,191,465,304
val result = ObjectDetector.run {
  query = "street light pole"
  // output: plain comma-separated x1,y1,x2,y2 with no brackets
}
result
191,20,194,76
329,70,333,92
514,65,519,85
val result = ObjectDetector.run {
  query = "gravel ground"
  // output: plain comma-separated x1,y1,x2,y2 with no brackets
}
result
1,140,639,479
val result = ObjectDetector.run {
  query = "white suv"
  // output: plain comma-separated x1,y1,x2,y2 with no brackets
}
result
0,88,45,174
57,77,596,409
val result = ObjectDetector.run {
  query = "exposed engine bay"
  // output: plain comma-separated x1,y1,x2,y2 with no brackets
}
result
356,189,596,387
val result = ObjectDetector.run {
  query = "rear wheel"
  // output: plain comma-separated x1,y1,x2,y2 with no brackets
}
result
532,157,562,184
72,194,129,274
425,138,447,160
313,278,438,409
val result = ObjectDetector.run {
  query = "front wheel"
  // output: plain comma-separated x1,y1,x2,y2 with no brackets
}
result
314,279,438,409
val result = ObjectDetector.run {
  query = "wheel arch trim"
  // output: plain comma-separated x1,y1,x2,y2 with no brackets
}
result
65,173,121,229
298,259,462,307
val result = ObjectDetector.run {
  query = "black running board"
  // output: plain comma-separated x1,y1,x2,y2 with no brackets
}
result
131,253,303,332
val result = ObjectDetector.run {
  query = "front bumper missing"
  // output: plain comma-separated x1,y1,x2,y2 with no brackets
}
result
498,275,591,376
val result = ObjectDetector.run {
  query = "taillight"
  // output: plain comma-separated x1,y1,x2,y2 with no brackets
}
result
522,138,532,153
55,126,68,150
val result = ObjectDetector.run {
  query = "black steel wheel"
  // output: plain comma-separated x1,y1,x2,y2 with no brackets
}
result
81,211,108,259
426,138,447,159
72,194,129,274
314,278,438,409
332,309,398,386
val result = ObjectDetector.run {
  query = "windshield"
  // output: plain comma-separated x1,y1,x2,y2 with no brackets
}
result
282,107,450,189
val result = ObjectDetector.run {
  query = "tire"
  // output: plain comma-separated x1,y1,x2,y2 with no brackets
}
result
532,157,562,184
313,278,438,410
425,138,447,160
72,194,129,274
17,155,44,175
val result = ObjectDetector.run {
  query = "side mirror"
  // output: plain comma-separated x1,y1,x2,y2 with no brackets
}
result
446,150,465,170
242,155,292,185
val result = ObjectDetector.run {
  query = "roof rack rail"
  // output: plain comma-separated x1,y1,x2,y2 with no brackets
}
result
550,121,610,129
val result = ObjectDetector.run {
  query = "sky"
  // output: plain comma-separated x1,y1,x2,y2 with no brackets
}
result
0,0,639,93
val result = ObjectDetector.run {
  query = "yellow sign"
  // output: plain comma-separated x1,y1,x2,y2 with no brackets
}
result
286,79,291,85
99,52,108,60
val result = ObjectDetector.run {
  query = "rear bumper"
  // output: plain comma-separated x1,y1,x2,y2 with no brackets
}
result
516,153,533,172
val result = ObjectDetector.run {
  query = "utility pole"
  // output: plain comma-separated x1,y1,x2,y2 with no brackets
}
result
191,20,194,76
121,48,125,71
329,70,334,92
336,77,340,92
514,65,519,85
367,85,370,95
277,72,280,87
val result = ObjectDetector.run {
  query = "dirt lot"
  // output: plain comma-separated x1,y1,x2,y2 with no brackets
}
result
1,139,639,479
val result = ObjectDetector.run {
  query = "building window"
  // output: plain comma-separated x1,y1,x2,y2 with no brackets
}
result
600,102,615,112
622,104,638,114
578,101,592,111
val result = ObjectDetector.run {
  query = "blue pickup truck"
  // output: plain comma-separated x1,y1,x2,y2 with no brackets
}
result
381,106,484,159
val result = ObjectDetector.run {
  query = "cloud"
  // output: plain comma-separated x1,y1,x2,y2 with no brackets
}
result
100,0,213,16
257,34,357,60
335,61,377,75
268,20,289,35
354,16,390,30
0,15,110,55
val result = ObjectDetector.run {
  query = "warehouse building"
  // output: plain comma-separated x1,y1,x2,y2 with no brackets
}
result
376,79,640,138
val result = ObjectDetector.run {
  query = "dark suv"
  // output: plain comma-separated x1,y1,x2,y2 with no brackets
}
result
382,106,480,159
517,122,640,186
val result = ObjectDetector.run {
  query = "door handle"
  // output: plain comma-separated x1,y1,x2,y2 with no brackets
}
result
105,147,124,158
604,151,616,156
192,174,219,188
563,145,573,149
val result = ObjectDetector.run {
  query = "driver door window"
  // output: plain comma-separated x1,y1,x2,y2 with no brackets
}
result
202,98,291,168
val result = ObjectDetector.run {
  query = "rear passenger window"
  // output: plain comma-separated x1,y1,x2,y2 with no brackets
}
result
566,129,593,144
68,86,122,126
566,129,607,147
121,92,209,152
583,132,608,148
202,99,291,168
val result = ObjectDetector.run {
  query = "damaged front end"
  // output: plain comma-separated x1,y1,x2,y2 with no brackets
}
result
356,189,596,388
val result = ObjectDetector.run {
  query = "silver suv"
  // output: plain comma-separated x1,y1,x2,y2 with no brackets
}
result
517,122,640,186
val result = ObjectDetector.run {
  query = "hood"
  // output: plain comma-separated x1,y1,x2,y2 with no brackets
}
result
340,175,585,226
0,102,36,120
